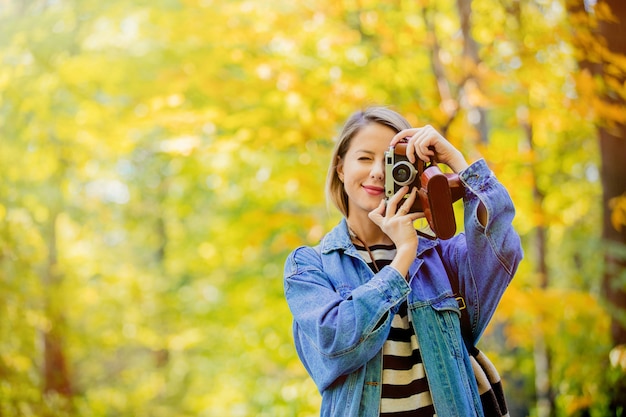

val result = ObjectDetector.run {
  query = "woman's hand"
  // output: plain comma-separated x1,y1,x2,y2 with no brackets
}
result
390,125,469,173
368,186,424,278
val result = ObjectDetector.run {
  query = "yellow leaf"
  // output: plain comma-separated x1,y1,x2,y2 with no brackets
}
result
609,193,626,232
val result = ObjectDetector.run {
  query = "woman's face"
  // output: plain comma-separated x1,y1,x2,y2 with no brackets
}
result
337,122,396,222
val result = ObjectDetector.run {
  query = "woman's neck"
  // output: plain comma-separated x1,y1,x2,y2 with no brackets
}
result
346,215,391,246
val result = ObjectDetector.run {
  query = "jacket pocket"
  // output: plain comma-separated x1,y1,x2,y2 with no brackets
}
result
431,296,464,359
432,294,462,316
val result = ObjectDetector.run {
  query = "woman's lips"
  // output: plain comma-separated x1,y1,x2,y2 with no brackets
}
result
363,185,384,196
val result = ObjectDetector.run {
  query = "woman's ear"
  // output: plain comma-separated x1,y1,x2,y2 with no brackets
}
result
336,156,344,183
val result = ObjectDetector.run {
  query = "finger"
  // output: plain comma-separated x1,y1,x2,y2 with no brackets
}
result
414,129,432,151
373,198,386,214
407,127,434,163
419,142,436,163
397,187,418,216
390,129,417,147
386,186,408,216
409,211,425,221
370,198,386,215
368,210,383,226
368,200,386,225
411,129,436,163
405,135,417,164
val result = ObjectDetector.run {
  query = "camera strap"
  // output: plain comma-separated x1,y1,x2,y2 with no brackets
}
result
415,228,437,240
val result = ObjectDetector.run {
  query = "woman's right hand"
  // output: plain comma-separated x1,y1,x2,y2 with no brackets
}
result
390,126,469,173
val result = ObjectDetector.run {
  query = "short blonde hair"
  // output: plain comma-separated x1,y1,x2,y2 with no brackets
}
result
326,106,412,217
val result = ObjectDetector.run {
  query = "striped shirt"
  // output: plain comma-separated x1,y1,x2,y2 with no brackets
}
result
354,243,436,417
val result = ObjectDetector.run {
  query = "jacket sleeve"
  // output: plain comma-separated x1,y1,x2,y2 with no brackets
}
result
438,159,523,344
284,245,410,392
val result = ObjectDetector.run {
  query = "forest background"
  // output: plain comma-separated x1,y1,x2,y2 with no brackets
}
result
1,0,626,416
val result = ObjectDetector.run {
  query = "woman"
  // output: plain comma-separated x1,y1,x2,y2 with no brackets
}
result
283,106,523,417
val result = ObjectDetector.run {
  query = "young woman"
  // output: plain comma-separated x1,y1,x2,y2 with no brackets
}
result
284,106,523,417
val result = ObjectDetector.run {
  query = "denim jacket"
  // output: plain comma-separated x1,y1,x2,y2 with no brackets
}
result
284,159,523,417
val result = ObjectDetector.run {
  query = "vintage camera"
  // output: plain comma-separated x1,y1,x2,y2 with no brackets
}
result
385,142,425,211
384,142,465,240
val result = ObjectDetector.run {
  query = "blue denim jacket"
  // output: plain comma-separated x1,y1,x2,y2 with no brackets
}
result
284,159,523,417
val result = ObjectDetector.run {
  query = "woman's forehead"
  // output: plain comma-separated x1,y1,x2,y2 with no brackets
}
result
348,123,395,151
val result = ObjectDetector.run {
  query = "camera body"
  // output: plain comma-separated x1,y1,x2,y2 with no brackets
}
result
384,142,465,240
385,142,425,212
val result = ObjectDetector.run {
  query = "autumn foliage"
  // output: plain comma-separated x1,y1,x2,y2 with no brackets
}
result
1,0,625,416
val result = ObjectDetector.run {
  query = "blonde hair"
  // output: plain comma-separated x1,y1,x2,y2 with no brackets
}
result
326,106,412,217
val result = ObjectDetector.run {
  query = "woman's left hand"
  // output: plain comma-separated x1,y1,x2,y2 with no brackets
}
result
390,125,469,173
368,186,424,278
368,186,424,252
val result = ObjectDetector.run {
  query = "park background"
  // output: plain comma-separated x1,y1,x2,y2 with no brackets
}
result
1,0,626,416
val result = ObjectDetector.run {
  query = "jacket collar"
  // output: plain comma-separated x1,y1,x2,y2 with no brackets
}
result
320,218,439,256
320,219,353,254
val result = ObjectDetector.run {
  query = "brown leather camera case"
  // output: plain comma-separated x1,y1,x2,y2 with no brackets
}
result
419,166,464,240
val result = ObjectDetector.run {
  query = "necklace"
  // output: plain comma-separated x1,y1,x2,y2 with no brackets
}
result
348,226,381,273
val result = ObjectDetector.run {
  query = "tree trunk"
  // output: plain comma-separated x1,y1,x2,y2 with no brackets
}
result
569,0,626,409
421,5,457,135
597,0,626,331
42,211,73,398
455,0,489,144
597,0,626,409
521,114,556,417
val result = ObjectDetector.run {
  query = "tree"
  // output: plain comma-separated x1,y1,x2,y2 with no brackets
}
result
0,0,620,415
567,0,626,410
595,0,626,410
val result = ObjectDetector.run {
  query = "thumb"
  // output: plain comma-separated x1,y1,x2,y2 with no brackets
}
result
368,199,386,225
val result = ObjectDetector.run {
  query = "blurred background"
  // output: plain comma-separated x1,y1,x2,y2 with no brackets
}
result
1,0,625,416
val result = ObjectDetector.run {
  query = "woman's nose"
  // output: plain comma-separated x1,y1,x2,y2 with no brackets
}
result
371,161,384,180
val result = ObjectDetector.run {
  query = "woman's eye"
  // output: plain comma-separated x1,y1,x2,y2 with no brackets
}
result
358,157,372,161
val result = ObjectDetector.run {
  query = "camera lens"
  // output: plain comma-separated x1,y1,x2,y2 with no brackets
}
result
392,161,416,186
395,167,410,182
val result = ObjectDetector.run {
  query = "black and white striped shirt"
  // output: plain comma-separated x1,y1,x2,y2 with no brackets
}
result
354,243,436,417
